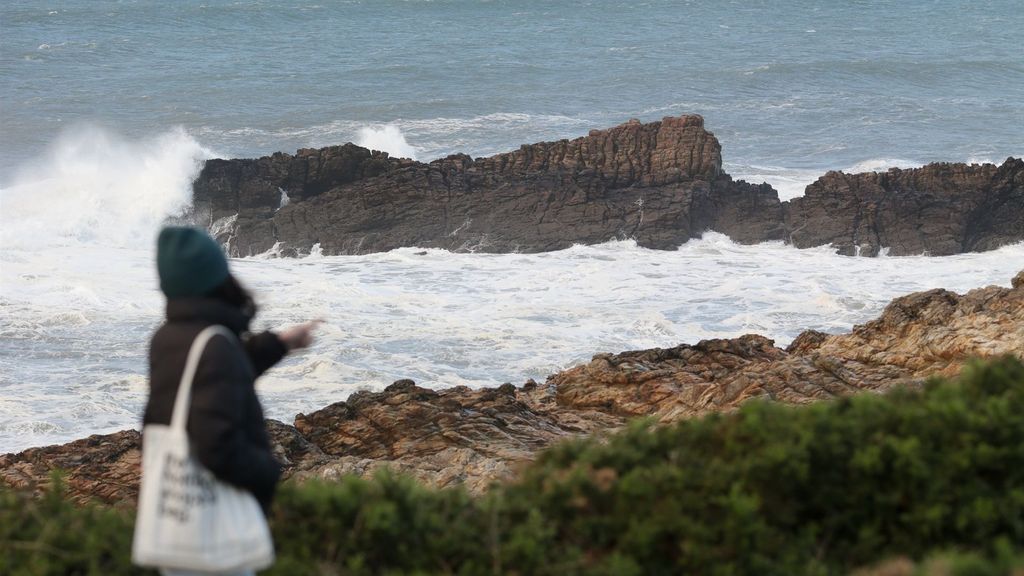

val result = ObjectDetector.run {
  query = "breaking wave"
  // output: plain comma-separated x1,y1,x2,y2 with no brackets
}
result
0,125,211,249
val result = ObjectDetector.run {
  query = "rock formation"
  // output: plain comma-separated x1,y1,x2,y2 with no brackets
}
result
191,116,1023,257
786,158,1024,256
3,271,1021,505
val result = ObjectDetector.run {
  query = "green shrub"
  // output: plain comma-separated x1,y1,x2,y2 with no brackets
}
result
0,475,147,576
3,356,1024,575
497,356,1024,575
267,472,489,576
854,541,1024,576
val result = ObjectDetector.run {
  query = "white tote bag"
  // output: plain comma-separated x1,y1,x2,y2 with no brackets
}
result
133,325,275,572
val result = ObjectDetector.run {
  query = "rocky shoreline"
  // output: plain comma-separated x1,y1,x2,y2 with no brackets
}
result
3,270,1021,505
192,115,1024,258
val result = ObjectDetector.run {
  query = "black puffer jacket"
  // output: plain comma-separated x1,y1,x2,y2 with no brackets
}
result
143,298,286,510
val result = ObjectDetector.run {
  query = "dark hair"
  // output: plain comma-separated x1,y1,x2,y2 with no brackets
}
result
205,274,257,319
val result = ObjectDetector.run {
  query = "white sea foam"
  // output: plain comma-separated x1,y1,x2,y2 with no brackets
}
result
2,229,1020,453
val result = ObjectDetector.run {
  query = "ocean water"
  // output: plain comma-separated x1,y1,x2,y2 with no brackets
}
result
1,1,1022,452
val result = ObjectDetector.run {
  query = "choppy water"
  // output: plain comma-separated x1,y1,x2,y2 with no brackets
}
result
1,0,1022,452
3,1,1023,196
3,232,1021,453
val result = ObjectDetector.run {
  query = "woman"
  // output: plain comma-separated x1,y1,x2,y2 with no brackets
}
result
142,226,318,575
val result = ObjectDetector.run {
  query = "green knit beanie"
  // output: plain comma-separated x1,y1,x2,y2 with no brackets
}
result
156,227,229,298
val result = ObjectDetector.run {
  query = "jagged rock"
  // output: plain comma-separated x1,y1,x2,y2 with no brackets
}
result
289,379,621,492
786,158,1024,255
0,430,140,505
2,272,1022,504
192,144,410,254
194,115,743,256
553,275,1024,420
191,117,1023,257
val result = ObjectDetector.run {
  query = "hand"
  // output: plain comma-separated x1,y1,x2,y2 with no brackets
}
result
278,320,323,351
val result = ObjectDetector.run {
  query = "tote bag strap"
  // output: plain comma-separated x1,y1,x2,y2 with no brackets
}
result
169,325,235,432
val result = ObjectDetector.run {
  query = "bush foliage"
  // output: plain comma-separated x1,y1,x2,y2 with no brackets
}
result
3,356,1024,575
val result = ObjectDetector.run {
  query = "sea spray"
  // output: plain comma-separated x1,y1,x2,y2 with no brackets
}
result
0,125,212,449
355,125,420,160
0,125,211,249
844,158,920,174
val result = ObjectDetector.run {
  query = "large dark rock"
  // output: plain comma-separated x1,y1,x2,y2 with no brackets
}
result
785,158,1024,256
191,116,1023,257
193,116,784,256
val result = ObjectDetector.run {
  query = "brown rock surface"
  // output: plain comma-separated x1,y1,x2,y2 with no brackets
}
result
191,116,1023,257
3,272,1022,504
0,430,140,506
287,380,621,493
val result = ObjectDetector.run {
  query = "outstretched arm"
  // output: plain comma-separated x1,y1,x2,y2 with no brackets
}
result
243,331,287,377
277,320,322,351
243,320,321,376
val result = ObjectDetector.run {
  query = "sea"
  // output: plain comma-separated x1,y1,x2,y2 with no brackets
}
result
1,0,1022,453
